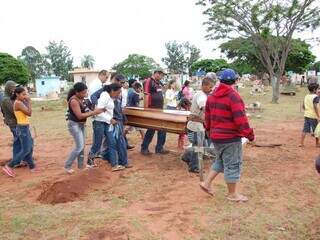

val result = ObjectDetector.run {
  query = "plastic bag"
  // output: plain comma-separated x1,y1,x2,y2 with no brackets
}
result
314,123,320,138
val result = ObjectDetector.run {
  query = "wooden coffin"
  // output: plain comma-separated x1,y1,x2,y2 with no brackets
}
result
123,107,190,134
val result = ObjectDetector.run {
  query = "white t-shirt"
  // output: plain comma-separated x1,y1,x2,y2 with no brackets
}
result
187,90,207,132
165,89,177,107
121,88,128,108
95,92,114,124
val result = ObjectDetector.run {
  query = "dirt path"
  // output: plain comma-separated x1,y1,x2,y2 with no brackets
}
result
0,120,319,239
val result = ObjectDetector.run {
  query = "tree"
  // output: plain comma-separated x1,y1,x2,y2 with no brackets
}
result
45,40,73,80
184,42,201,76
162,41,201,75
0,53,30,85
191,59,229,74
112,54,160,79
19,46,45,83
197,0,320,103
162,41,185,74
221,37,316,74
81,55,95,69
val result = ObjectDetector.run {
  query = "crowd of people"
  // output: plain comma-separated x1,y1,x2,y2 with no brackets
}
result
5,67,320,201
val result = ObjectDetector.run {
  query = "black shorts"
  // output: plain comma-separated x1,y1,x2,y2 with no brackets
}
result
303,117,318,134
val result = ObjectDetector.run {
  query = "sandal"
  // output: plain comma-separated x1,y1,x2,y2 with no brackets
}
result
199,182,214,196
112,165,125,172
227,194,248,202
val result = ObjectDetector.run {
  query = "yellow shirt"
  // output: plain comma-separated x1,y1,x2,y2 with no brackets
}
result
304,94,318,119
14,111,30,125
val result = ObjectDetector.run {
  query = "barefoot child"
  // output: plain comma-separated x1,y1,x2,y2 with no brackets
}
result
2,87,36,177
300,83,319,147
200,69,254,202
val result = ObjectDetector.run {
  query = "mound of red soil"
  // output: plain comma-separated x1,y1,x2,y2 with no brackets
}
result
38,168,109,204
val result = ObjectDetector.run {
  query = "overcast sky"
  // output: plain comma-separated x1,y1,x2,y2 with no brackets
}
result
1,0,320,70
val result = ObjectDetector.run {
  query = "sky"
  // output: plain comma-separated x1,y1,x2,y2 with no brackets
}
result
1,0,320,70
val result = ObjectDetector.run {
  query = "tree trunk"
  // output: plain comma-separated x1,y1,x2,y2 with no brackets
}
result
271,74,280,103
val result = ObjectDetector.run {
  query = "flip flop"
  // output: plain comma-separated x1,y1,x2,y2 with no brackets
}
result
199,182,214,196
227,194,248,202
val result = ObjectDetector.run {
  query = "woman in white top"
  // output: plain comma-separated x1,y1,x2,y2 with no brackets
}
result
165,80,177,110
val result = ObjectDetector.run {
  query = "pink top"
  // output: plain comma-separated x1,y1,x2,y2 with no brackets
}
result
182,86,192,100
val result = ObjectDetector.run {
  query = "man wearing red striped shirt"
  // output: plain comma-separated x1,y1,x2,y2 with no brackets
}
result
200,69,254,202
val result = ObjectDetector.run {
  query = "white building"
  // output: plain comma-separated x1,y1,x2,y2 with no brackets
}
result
69,68,101,87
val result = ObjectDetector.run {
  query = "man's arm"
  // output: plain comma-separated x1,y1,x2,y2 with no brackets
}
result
143,79,151,108
230,94,254,141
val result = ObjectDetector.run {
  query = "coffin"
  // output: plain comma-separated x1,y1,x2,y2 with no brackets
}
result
123,107,190,134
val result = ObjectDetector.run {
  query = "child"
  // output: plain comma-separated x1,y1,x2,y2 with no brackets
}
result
65,82,104,174
300,83,319,147
2,87,36,177
127,82,145,139
177,97,191,150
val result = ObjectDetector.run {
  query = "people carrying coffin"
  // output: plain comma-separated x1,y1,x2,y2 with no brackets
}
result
181,77,214,173
141,69,169,155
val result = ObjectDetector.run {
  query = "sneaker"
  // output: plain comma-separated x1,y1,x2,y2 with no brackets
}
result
2,165,15,177
64,168,74,174
189,168,200,173
141,150,152,156
111,165,125,172
127,145,135,150
155,149,170,155
86,164,94,169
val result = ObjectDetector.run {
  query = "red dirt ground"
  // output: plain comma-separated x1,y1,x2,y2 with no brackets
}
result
0,119,319,239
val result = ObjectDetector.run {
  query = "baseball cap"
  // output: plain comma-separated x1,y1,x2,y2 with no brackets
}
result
218,69,237,82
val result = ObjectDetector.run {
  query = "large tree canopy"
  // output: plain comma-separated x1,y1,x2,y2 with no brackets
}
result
19,46,45,82
197,0,320,103
191,59,229,74
220,37,316,74
0,53,30,85
112,54,160,79
162,41,201,75
45,41,73,80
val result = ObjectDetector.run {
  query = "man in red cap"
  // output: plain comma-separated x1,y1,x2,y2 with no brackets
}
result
200,68,254,202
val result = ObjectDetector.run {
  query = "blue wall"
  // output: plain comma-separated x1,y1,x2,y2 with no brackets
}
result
35,76,60,97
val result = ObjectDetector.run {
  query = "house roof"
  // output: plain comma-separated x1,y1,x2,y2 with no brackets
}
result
68,68,101,74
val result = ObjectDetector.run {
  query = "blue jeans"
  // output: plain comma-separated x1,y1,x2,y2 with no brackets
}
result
88,121,108,161
10,127,22,160
141,129,167,153
65,121,86,169
103,123,128,167
8,125,35,169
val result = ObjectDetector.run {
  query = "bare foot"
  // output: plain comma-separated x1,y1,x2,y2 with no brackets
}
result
199,182,214,196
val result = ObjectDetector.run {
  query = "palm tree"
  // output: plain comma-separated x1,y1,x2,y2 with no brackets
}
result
81,55,95,69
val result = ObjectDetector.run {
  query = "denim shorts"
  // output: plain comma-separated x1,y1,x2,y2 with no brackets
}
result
212,142,243,183
303,117,318,134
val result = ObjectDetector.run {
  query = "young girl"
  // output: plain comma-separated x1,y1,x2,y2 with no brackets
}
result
2,87,35,177
65,82,104,174
165,80,177,110
177,98,192,150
